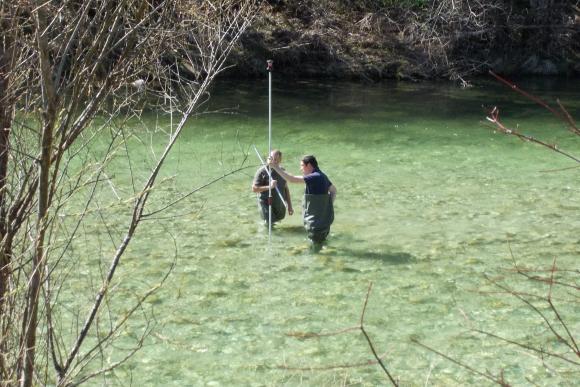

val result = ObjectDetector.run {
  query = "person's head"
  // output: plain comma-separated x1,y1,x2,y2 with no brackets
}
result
269,149,282,165
300,155,318,175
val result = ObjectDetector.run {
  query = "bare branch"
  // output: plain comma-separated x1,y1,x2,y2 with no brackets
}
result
281,282,399,385
412,338,511,386
359,282,398,386
485,106,580,164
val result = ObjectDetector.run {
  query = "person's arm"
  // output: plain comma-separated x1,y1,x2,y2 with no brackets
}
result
252,169,277,193
329,184,337,203
285,184,294,215
270,164,304,184
252,180,277,193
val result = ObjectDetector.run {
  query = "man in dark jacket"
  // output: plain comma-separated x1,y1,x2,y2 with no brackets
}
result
252,149,293,225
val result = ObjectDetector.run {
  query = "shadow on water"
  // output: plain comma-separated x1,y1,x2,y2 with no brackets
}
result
315,233,418,264
342,248,417,264
310,243,417,265
275,225,306,234
285,242,419,264
282,230,419,264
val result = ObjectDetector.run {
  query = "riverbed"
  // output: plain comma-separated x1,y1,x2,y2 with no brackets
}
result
69,77,579,386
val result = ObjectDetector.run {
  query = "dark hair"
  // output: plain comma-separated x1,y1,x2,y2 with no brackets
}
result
301,155,318,169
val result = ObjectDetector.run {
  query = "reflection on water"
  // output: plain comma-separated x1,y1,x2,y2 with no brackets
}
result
68,78,580,385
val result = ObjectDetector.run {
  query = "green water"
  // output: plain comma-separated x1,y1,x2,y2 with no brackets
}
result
66,78,579,386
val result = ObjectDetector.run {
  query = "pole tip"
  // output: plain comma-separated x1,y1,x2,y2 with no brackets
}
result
266,60,273,72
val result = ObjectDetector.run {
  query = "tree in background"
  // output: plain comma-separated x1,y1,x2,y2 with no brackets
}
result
375,0,578,79
0,1,258,385
240,0,579,80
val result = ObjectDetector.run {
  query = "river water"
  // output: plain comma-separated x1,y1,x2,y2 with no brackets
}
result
70,77,579,386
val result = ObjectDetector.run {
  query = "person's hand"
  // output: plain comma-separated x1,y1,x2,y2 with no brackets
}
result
288,205,294,215
270,179,277,189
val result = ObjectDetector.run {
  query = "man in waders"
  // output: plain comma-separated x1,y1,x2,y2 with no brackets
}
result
269,155,336,246
252,149,294,225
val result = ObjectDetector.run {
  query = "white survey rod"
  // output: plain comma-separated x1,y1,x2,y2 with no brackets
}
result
267,60,273,241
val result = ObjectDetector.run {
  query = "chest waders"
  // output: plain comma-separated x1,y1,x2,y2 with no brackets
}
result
303,194,334,243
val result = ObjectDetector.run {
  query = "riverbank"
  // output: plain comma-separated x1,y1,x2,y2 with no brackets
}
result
225,1,579,82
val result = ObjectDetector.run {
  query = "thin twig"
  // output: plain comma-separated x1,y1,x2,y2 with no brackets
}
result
274,352,391,371
359,282,398,386
489,71,563,120
285,326,359,339
412,339,511,386
472,329,580,366
485,107,580,164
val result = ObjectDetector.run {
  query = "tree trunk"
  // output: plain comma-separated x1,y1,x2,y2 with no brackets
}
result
0,14,14,382
20,7,58,387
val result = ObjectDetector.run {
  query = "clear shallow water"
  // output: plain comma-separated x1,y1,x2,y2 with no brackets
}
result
66,78,579,386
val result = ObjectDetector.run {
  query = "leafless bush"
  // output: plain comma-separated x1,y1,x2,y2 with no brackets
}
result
0,1,259,385
414,253,579,385
413,71,579,385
